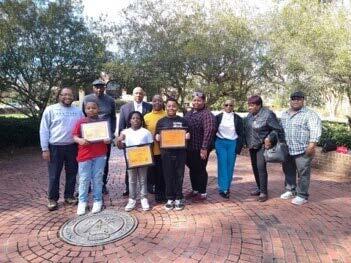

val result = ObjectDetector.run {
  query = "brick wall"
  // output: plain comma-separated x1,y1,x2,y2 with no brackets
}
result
239,147,350,178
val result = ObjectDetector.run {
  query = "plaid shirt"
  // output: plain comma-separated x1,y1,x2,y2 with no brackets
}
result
280,107,322,155
185,108,216,151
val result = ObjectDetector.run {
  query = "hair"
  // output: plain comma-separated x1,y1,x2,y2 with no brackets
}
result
247,95,263,106
84,97,99,106
166,97,178,105
127,111,145,128
193,91,206,100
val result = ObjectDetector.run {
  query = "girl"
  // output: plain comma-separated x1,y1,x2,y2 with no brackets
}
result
116,111,153,211
73,100,110,215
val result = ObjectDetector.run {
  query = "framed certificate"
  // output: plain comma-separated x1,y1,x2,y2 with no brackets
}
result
124,143,154,169
160,129,186,149
81,121,110,142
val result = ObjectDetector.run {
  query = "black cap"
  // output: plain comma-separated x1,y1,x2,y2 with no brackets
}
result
290,91,305,99
92,79,105,86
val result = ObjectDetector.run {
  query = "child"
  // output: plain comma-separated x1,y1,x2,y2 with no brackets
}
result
116,111,153,212
155,98,190,211
73,100,110,215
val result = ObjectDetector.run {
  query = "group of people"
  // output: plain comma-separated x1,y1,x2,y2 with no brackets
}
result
39,80,322,216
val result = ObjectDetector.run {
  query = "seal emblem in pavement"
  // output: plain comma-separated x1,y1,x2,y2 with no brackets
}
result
59,210,138,246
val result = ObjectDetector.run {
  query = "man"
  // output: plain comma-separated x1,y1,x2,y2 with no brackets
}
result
280,91,322,205
118,87,152,195
83,79,116,194
40,87,84,211
144,95,167,202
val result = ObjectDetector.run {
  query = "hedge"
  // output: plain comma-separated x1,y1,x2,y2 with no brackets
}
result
318,121,351,149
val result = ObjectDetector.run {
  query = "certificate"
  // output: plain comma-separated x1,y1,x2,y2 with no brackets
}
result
160,129,186,149
81,121,110,142
124,144,154,169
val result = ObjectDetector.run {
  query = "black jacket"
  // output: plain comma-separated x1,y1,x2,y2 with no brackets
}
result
215,112,245,154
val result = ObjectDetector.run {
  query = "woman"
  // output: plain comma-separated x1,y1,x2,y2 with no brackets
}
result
245,95,284,202
215,99,244,199
184,91,216,202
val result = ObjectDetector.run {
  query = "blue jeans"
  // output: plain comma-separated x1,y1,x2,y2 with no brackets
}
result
78,156,106,203
215,138,237,193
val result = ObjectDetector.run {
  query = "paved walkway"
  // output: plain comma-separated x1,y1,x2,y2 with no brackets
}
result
0,148,350,263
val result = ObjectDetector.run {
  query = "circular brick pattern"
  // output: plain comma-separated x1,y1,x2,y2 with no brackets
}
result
0,148,350,262
59,210,138,246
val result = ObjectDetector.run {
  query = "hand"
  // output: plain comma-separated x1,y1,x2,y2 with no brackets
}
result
78,138,90,146
305,143,316,157
200,149,208,160
264,138,272,149
185,132,190,140
42,150,50,161
155,134,160,142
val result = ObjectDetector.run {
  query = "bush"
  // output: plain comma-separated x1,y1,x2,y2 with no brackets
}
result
319,121,351,149
0,117,40,148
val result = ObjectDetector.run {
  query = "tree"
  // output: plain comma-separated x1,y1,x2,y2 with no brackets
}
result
0,0,107,119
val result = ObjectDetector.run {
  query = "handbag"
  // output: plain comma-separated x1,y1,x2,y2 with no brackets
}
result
264,142,289,163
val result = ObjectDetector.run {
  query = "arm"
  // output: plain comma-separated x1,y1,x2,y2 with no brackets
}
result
265,111,285,149
39,108,51,160
201,112,216,159
305,112,322,156
118,106,126,135
235,114,244,154
110,98,117,137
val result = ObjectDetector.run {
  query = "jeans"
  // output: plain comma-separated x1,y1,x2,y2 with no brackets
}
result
48,144,78,201
282,153,313,199
128,167,148,200
103,144,111,187
249,147,268,194
78,156,106,203
162,150,186,200
186,149,209,194
215,138,237,193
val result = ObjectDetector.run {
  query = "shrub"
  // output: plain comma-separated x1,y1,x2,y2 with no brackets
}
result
0,117,40,148
319,121,351,149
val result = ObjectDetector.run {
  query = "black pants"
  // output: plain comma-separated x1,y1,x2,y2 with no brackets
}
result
162,151,186,200
48,144,78,201
249,147,268,194
147,155,165,197
103,144,111,187
186,150,209,194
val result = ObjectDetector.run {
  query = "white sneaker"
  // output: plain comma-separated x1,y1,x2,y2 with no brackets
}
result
91,201,102,214
291,196,308,205
141,198,150,211
164,200,174,211
280,191,294,200
125,199,136,212
77,202,87,216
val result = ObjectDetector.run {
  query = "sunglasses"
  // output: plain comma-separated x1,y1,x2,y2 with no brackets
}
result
224,104,233,107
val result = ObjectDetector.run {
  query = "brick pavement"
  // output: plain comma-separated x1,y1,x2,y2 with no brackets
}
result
0,148,350,263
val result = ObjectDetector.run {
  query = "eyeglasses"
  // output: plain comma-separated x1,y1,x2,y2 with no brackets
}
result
224,104,233,107
59,93,73,98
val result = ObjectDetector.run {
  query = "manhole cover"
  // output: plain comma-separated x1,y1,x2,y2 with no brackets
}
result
59,210,138,246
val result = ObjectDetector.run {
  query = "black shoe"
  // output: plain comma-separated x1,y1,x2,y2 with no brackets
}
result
219,191,230,199
102,185,109,195
257,193,268,202
250,189,260,196
47,200,58,211
65,197,78,205
122,190,129,196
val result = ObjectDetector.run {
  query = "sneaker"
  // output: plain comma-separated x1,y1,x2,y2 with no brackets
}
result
47,200,58,211
280,191,295,200
65,197,78,205
141,198,150,211
77,202,87,216
257,193,268,202
174,200,185,211
291,196,308,205
125,199,136,212
192,193,207,202
250,189,260,196
164,200,174,211
91,201,102,214
185,190,198,199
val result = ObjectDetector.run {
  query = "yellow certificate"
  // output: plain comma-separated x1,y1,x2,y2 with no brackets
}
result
160,129,186,149
81,121,110,142
125,144,154,169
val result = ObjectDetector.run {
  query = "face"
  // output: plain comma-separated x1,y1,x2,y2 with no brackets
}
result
85,102,99,118
130,113,142,129
223,100,234,113
192,96,205,110
290,97,304,111
59,88,74,106
152,95,163,111
133,87,144,103
248,103,261,115
93,85,106,97
166,101,178,117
